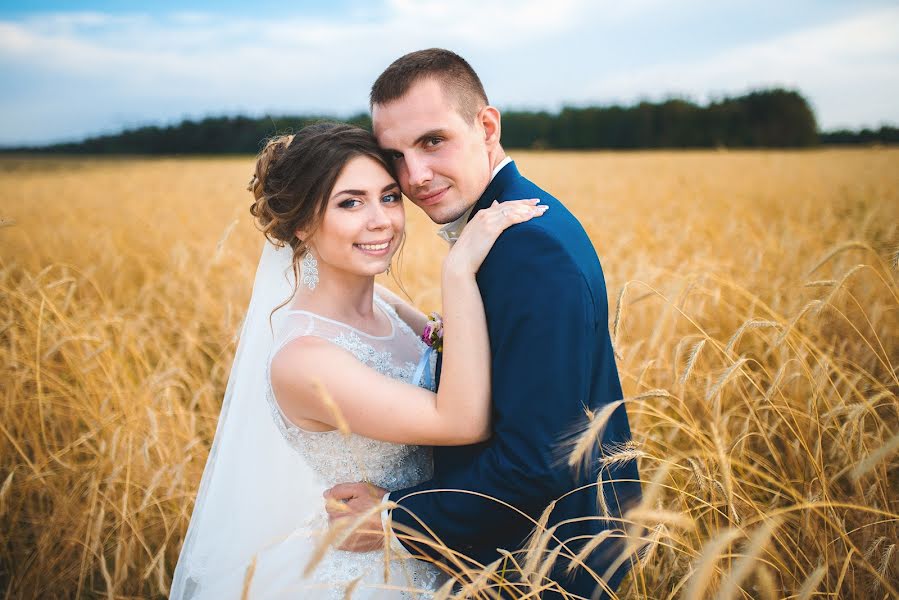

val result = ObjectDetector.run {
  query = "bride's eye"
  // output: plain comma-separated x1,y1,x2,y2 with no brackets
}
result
382,193,400,204
338,198,362,209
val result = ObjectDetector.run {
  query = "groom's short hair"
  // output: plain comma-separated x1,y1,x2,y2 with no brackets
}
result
370,48,489,124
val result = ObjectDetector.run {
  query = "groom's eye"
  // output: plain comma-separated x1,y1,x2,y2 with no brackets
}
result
425,137,442,147
389,151,403,161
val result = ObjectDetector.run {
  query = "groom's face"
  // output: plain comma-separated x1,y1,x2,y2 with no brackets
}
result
372,78,493,225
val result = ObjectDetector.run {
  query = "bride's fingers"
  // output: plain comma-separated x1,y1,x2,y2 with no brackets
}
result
463,202,547,243
494,198,540,209
325,482,363,500
498,203,548,224
489,200,542,221
325,498,352,517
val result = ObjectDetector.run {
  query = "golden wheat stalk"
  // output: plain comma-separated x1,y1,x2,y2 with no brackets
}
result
2,151,897,598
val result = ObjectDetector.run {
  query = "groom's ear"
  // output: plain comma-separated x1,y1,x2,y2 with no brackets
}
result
479,105,501,148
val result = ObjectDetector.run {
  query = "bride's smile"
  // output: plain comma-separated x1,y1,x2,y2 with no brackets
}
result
353,236,394,255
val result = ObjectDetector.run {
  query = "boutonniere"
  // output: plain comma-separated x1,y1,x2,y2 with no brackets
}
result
421,312,444,353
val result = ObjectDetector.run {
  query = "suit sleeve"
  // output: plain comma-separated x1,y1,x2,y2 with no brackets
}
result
387,223,599,561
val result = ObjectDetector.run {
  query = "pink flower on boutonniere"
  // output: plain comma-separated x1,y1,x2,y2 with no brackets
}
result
421,312,444,353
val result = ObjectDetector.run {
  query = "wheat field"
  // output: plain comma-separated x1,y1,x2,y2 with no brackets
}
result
1,149,897,599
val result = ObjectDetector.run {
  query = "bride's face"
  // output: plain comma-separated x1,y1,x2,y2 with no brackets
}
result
304,155,404,278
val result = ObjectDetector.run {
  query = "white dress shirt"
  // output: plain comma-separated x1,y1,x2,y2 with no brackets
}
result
380,155,513,556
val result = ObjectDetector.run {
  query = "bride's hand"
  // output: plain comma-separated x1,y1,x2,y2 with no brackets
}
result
443,199,548,276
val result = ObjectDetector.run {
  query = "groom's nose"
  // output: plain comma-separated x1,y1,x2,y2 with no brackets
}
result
404,153,433,189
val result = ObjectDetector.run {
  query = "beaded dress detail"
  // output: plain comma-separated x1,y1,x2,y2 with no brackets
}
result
242,294,444,599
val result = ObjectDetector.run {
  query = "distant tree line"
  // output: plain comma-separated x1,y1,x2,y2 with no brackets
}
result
16,114,374,155
818,126,899,145
3,89,895,154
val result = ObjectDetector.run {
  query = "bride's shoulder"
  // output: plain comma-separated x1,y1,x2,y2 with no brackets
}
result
271,334,329,366
270,335,353,388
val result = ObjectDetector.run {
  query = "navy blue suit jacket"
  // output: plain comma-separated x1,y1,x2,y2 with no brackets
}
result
388,162,642,599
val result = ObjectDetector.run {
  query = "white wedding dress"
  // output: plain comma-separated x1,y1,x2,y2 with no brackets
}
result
194,294,446,599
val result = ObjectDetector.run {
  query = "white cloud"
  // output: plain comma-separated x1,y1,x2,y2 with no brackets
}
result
582,6,899,129
0,2,601,143
0,2,896,144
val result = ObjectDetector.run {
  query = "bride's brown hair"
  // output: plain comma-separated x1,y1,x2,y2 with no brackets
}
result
248,122,397,302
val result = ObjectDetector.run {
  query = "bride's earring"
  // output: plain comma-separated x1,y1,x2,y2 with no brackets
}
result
301,249,319,290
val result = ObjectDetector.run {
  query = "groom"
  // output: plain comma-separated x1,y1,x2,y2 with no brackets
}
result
325,49,642,599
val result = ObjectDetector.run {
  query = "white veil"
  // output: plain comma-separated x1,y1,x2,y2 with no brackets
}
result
170,240,324,599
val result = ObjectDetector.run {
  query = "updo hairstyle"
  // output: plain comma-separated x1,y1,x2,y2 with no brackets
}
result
248,122,395,280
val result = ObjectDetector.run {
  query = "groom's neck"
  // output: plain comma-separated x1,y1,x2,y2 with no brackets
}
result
488,144,507,175
464,145,507,206
453,146,509,221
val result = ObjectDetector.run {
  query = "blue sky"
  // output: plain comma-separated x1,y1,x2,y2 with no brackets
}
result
1,0,897,146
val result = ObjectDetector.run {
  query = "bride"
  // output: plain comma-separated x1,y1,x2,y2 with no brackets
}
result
170,122,546,598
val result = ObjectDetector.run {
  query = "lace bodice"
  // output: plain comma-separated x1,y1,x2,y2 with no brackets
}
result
259,296,445,597
265,294,436,491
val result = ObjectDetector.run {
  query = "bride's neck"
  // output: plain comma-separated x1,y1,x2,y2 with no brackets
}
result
292,267,378,323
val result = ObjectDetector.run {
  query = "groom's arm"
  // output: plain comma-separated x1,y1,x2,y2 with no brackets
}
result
388,223,599,561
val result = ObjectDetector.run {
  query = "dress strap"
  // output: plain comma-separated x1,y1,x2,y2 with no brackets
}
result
271,311,316,356
374,293,418,341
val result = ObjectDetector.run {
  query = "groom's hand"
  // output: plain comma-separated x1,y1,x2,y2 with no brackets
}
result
324,482,388,552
